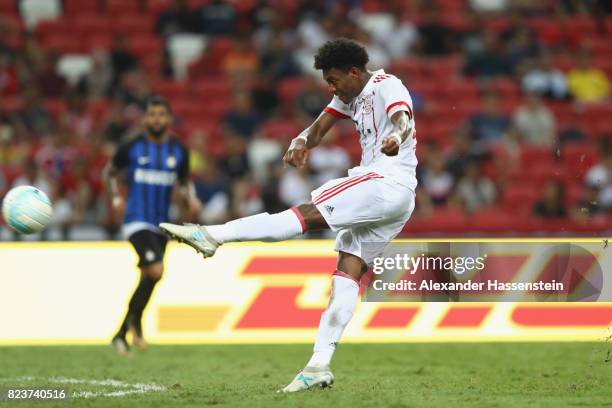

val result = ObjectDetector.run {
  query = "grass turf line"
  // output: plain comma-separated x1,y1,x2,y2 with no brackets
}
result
0,343,610,408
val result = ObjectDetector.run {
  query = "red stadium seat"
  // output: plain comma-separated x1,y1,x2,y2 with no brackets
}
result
128,36,163,59
64,0,101,15
41,34,84,54
261,120,301,141
36,19,69,39
153,80,189,100
106,0,143,15
470,208,517,233
194,79,233,99
503,184,539,215
0,0,18,14
115,15,155,36
278,78,305,104
74,14,112,36
87,34,113,51
146,0,172,15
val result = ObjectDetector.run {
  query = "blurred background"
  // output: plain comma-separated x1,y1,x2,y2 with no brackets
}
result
0,0,611,241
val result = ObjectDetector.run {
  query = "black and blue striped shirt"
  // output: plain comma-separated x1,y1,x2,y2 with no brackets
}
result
112,135,189,226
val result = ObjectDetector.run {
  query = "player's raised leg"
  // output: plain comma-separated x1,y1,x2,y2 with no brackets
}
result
159,204,327,257
280,251,365,392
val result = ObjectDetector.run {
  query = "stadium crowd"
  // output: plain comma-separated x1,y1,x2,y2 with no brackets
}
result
0,0,611,239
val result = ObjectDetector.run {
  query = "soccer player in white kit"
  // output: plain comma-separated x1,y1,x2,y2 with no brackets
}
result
160,38,418,392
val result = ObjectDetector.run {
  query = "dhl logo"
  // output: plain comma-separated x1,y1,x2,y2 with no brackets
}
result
157,249,612,337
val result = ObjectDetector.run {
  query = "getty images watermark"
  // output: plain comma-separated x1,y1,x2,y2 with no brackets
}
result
361,241,608,302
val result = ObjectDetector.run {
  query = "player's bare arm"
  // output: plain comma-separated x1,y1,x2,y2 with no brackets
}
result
283,111,338,168
103,163,124,214
178,179,202,216
381,111,412,157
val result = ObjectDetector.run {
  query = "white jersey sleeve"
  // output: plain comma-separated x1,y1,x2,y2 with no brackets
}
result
378,76,414,121
324,95,351,119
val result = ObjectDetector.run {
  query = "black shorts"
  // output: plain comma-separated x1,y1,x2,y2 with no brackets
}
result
128,230,168,267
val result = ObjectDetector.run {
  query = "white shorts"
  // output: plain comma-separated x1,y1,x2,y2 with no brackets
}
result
311,168,416,266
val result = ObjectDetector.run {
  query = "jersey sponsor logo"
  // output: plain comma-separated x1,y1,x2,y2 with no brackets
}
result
134,168,177,186
138,156,150,165
166,156,177,168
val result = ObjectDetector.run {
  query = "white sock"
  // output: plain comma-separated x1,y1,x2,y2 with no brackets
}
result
205,208,306,244
306,272,359,368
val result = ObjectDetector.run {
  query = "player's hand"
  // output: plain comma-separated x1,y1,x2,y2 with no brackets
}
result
381,136,401,156
283,137,309,168
111,195,125,217
187,197,202,217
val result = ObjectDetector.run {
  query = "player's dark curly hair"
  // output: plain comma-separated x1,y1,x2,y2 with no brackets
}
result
314,38,369,72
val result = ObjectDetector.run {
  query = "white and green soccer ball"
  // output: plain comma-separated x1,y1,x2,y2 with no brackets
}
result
2,185,53,234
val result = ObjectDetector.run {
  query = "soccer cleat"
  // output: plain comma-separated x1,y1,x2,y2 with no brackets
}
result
159,223,220,258
111,335,130,356
279,366,334,393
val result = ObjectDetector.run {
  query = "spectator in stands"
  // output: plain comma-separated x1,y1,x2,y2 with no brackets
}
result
505,26,540,73
533,180,568,218
445,125,480,179
62,91,94,141
110,34,139,88
155,0,198,36
521,53,568,100
231,177,264,217
193,160,230,224
464,31,511,78
309,127,351,186
198,0,237,37
295,74,327,119
572,185,606,219
222,91,263,140
371,10,418,59
469,91,511,143
103,97,140,144
512,92,556,147
35,52,66,98
218,133,250,180
259,35,301,81
567,49,610,103
222,35,259,79
462,12,486,57
455,160,496,213
79,50,112,100
14,87,53,140
584,139,612,210
0,19,16,61
421,147,454,205
469,0,510,13
279,166,313,208
416,5,456,56
0,54,18,96
117,69,152,109
251,73,280,116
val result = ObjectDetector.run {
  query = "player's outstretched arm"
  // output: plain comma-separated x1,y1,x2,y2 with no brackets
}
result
381,111,412,157
283,111,338,168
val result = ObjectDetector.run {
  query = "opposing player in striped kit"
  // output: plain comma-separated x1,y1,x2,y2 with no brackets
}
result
160,38,418,391
105,96,200,354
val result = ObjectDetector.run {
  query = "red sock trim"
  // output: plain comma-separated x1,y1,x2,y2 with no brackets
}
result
333,270,360,284
290,207,307,233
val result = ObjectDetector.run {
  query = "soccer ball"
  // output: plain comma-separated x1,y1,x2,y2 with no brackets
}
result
1,185,53,234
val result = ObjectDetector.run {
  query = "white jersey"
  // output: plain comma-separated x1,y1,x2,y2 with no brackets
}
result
324,69,418,190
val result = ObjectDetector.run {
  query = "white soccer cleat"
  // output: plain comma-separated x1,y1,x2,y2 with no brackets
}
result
159,223,220,258
279,366,334,393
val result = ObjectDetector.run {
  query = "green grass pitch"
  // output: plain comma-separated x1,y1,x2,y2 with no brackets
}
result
0,343,611,407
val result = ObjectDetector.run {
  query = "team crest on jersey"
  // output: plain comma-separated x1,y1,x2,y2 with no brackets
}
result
166,156,177,168
360,94,374,114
